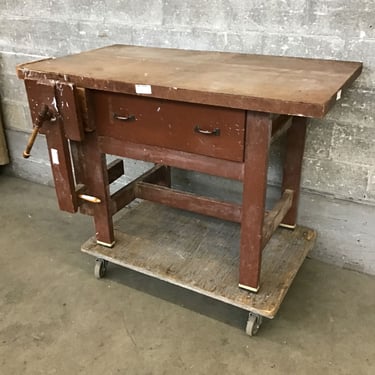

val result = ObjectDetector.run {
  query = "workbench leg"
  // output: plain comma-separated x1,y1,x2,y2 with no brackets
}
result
162,166,172,188
239,112,272,292
76,132,115,247
281,117,307,228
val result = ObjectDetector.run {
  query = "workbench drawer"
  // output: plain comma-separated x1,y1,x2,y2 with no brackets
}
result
92,92,246,162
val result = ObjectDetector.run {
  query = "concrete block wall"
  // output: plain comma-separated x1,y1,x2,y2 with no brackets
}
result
0,1,374,273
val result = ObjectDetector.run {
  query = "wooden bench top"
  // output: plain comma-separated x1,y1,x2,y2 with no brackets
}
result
17,44,362,118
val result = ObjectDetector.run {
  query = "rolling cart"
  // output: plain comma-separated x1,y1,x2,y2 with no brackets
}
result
82,201,316,336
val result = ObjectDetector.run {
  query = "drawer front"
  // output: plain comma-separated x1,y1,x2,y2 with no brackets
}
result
92,92,245,162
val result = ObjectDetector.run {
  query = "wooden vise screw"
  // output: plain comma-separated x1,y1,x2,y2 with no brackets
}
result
23,104,54,158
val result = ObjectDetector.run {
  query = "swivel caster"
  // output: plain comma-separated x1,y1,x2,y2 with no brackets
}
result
246,312,263,336
94,258,108,279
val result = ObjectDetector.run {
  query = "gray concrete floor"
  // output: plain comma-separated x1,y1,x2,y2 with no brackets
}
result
0,174,374,375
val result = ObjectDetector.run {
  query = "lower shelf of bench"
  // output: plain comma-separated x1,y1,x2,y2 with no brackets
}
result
81,201,316,319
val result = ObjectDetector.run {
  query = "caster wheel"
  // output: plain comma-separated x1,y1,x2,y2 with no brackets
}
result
246,312,263,336
94,259,108,279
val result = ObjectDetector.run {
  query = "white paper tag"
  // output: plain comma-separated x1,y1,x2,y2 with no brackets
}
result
51,148,59,165
135,84,152,94
336,90,342,101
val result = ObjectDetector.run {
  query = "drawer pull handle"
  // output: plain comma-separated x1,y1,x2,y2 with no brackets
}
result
113,113,136,122
194,126,220,136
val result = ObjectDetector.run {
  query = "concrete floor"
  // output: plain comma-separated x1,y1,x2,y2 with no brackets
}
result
0,174,374,375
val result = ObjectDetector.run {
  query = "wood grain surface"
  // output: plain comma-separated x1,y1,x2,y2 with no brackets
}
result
81,201,316,318
17,44,362,117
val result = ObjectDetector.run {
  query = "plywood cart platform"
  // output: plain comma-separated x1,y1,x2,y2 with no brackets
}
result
82,202,316,336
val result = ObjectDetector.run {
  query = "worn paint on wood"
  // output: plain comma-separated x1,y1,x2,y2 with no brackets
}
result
81,202,316,318
92,91,246,162
135,182,242,223
16,45,362,118
282,117,308,227
55,82,85,141
98,136,244,180
239,112,272,290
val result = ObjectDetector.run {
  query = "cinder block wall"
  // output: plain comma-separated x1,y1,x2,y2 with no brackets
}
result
1,1,374,273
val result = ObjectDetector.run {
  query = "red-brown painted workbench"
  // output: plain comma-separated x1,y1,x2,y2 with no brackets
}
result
17,45,361,335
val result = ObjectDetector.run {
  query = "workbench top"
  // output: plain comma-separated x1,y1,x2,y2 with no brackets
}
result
17,44,362,117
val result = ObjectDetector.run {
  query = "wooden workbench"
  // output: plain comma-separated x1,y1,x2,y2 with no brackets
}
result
17,45,361,335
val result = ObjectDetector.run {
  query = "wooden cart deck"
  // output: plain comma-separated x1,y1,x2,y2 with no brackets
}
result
81,201,316,319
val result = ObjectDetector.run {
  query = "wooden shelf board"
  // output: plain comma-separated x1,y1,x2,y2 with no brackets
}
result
81,201,316,318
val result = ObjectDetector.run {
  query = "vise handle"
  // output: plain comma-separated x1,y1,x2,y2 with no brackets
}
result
23,104,54,158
